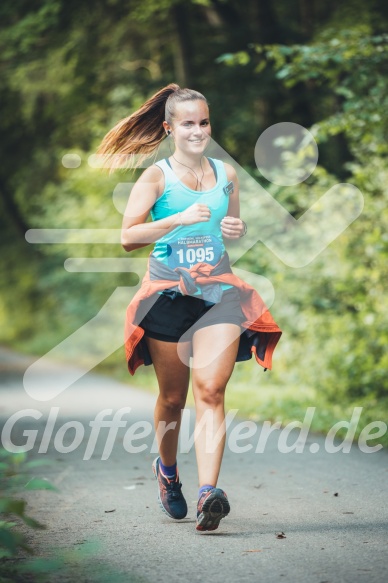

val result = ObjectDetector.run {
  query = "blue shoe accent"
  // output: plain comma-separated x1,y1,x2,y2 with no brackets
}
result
159,459,177,479
199,484,215,497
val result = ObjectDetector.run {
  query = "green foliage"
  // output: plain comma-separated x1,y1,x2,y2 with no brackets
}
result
16,539,146,583
258,30,388,157
0,450,140,582
1,0,388,443
0,449,54,560
218,16,388,405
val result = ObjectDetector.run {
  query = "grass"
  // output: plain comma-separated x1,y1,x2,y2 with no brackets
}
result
95,347,388,449
4,337,388,450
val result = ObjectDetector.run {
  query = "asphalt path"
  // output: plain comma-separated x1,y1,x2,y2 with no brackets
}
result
0,346,387,583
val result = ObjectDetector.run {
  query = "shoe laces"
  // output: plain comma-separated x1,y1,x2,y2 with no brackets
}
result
164,475,183,499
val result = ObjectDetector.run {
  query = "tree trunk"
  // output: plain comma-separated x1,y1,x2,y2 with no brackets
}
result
0,178,29,236
171,3,192,87
299,0,315,38
252,0,281,43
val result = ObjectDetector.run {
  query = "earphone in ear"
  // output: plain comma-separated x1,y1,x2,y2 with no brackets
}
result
167,130,171,135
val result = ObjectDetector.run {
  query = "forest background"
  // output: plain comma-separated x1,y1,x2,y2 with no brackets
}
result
1,0,387,445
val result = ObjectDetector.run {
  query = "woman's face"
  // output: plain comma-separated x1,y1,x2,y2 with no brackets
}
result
168,100,211,157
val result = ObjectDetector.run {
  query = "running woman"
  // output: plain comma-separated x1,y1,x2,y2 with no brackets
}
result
98,84,281,531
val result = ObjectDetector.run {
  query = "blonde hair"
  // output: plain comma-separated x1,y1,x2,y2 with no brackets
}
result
97,83,208,171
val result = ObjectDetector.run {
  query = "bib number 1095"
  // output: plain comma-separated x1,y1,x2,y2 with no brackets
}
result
176,246,214,264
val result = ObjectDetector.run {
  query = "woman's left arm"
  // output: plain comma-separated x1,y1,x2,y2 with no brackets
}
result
220,163,246,239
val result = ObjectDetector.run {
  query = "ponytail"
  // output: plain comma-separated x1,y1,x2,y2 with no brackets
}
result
97,83,208,172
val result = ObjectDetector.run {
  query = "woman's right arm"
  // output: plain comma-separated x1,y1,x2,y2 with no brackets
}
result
121,165,212,253
121,165,179,252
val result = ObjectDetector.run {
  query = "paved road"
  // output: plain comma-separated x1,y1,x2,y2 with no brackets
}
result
1,346,387,583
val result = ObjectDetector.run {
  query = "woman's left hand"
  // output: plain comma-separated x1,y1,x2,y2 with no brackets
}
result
220,216,245,239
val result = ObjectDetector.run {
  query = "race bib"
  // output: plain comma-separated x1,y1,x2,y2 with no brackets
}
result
166,235,223,269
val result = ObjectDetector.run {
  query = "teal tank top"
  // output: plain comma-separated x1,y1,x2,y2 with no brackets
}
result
150,157,233,297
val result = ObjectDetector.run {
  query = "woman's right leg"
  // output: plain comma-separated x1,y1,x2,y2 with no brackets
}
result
145,336,191,466
145,336,192,520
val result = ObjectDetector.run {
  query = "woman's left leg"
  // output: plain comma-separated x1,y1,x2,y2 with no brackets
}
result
191,323,241,487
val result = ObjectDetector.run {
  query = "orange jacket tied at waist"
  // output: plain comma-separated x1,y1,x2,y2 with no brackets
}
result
124,252,282,375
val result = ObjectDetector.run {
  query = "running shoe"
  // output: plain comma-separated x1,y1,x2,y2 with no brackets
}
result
152,456,188,520
196,487,230,531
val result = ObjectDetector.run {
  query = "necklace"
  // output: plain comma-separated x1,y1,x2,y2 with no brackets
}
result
171,154,205,191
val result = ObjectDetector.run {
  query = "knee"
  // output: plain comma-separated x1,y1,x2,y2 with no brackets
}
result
195,379,225,408
159,392,186,413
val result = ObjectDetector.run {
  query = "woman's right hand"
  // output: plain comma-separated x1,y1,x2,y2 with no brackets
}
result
179,203,211,225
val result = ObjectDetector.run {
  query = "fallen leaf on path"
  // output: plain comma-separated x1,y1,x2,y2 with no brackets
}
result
275,531,286,539
243,550,262,553
334,492,339,496
104,509,116,513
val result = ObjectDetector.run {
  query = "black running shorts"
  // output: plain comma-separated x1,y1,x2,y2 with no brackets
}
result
139,286,245,343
